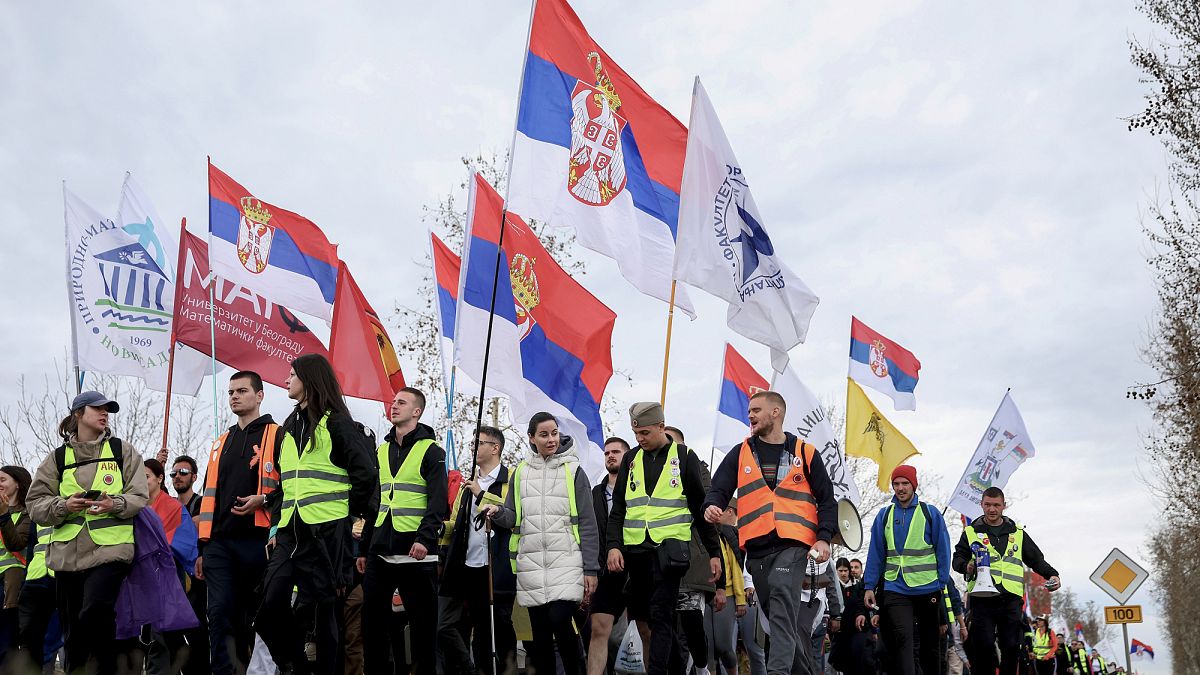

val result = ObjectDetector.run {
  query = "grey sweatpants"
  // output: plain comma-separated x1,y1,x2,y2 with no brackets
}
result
747,547,815,675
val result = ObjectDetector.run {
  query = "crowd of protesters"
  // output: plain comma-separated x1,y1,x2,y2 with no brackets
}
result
0,354,1133,675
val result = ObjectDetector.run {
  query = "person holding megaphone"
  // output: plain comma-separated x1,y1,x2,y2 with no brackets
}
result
952,486,1060,675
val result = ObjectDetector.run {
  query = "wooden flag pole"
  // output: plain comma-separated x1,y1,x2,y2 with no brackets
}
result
158,217,187,462
658,281,678,407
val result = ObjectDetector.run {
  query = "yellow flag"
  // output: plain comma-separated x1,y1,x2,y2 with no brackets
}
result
845,377,920,492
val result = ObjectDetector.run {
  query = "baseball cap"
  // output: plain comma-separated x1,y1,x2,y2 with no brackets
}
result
70,391,119,413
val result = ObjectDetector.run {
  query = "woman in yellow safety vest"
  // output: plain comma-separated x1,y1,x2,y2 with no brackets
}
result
1029,615,1058,675
487,412,599,675
0,465,32,663
254,354,377,675
27,391,148,675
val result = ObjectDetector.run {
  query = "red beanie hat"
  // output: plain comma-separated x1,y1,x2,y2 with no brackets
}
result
891,464,918,489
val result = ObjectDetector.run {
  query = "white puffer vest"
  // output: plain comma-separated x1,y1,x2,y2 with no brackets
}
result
513,443,583,607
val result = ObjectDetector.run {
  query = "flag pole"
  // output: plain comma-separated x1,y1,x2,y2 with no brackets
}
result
942,387,1011,517
659,280,678,407
63,181,83,396
206,157,220,440
159,218,186,461
469,0,537,485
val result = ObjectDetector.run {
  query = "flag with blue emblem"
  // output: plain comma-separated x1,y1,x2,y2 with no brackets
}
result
674,79,819,372
65,177,206,395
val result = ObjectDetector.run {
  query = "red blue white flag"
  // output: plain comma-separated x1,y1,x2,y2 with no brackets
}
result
848,316,921,410
1130,639,1154,660
507,0,694,317
430,232,461,396
712,344,770,460
208,162,339,321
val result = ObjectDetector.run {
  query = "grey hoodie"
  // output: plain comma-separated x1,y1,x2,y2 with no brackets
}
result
27,430,148,572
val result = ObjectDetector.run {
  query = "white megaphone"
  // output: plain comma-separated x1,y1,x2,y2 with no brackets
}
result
832,498,864,551
969,543,1001,597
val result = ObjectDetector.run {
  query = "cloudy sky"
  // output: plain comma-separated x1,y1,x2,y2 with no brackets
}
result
2,1,1171,669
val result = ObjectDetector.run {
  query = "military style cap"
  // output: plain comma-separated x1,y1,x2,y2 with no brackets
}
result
629,402,664,428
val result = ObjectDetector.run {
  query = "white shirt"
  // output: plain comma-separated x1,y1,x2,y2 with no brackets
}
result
465,465,501,568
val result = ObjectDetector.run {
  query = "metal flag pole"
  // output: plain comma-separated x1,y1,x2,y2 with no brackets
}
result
63,180,83,396
206,157,220,440
659,281,678,407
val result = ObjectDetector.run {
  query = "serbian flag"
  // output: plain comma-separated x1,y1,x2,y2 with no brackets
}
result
208,162,339,321
430,232,461,396
507,0,694,317
329,262,405,403
173,228,328,388
848,316,921,410
712,344,769,459
1130,639,1154,660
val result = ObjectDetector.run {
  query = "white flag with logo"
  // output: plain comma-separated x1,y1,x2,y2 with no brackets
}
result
674,78,819,372
771,364,861,506
947,392,1036,519
66,180,205,395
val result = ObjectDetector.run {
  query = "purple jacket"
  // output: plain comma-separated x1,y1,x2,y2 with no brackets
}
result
115,509,198,639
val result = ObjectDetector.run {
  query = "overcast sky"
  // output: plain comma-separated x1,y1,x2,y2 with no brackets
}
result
1,1,1171,669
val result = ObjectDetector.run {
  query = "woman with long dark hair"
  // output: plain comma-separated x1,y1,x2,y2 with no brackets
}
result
255,354,377,675
0,465,32,665
486,412,598,675
26,391,148,675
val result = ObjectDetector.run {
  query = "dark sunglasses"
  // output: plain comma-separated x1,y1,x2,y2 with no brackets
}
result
169,469,193,477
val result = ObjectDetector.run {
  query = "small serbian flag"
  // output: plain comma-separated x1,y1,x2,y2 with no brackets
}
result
848,316,921,411
712,343,770,458
208,162,339,321
1130,639,1154,660
430,232,461,396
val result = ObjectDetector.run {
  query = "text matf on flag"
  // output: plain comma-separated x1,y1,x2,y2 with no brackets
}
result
712,343,769,456
173,228,328,388
849,316,921,410
507,0,694,317
329,261,405,404
208,162,339,321
675,78,820,372
430,232,461,396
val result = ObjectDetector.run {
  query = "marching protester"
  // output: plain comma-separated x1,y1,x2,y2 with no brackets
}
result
358,386,446,675
1054,633,1071,675
487,412,599,675
703,390,838,675
706,500,748,675
196,370,282,675
862,465,953,675
830,558,876,675
1029,615,1057,674
952,486,1060,675
438,424,514,675
169,453,209,675
607,403,720,675
0,465,31,665
585,437,629,675
256,354,378,675
171,455,202,518
27,391,148,675
140,457,192,673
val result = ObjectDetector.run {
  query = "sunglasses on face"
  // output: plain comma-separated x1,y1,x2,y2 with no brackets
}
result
169,469,193,477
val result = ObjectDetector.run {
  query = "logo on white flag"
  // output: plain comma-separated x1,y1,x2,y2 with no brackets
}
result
568,53,628,207
237,197,275,274
713,165,784,301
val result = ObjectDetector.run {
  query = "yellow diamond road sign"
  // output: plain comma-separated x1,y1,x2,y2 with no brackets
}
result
1090,548,1148,605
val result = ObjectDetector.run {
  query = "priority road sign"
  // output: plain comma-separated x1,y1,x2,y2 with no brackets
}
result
1090,548,1148,605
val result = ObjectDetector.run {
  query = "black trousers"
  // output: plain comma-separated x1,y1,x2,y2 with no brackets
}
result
205,534,269,675
15,576,56,669
527,600,580,675
256,543,341,674
438,565,516,675
880,590,941,675
967,593,1024,675
1034,658,1056,675
362,557,438,675
56,561,130,675
624,550,682,675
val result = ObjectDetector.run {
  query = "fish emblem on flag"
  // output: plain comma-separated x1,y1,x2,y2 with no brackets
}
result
510,252,541,340
869,339,889,378
236,197,275,274
567,53,628,206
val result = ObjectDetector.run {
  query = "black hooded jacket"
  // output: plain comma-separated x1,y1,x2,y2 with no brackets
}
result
360,422,448,556
205,414,280,546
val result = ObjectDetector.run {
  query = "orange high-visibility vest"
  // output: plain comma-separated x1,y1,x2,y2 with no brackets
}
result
736,437,818,548
198,424,281,541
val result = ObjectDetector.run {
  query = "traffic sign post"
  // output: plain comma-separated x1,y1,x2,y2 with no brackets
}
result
1091,548,1148,675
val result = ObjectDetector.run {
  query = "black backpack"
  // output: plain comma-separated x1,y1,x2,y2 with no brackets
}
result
54,438,124,475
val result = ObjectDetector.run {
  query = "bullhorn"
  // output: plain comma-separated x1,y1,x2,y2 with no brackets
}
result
832,498,863,551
